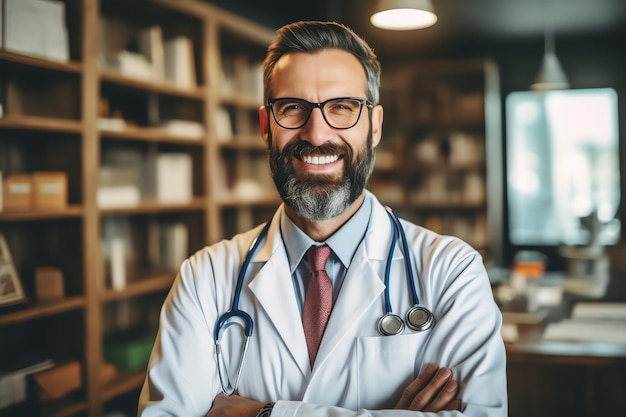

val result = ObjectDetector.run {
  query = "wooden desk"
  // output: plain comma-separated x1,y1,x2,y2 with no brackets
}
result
503,275,626,417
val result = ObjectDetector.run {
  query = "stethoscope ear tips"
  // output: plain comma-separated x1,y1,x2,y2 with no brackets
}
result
406,305,434,331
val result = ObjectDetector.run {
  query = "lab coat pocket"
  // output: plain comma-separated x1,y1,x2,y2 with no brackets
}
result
356,331,430,409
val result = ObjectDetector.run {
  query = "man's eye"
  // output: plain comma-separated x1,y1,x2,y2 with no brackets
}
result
280,104,308,117
329,101,357,112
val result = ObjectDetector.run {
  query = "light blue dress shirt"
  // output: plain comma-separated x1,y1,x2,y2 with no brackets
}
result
279,194,372,312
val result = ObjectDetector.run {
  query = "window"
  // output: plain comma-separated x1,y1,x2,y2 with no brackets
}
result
506,88,620,247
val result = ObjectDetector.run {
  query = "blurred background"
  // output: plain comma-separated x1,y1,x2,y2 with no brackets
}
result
0,1,625,416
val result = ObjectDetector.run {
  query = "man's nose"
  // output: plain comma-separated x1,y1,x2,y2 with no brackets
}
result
301,107,334,145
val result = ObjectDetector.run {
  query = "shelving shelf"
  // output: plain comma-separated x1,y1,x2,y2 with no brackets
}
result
0,297,86,327
99,275,175,302
0,50,83,73
0,1,275,416
0,206,85,221
100,69,206,99
0,116,83,132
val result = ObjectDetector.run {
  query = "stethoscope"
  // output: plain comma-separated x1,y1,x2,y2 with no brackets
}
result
214,207,434,395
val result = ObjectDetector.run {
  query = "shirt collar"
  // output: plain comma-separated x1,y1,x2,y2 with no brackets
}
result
279,193,372,272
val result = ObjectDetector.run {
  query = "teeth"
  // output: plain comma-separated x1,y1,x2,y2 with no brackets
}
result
303,154,339,165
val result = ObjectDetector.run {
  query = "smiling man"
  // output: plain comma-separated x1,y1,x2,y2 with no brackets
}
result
138,21,507,417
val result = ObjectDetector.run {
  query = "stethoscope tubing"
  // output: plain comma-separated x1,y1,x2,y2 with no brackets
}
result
214,206,434,394
214,220,271,395
384,208,421,308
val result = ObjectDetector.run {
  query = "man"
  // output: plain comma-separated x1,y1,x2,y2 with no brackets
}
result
138,21,507,417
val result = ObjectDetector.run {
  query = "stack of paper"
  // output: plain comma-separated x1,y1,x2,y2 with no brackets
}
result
543,302,626,344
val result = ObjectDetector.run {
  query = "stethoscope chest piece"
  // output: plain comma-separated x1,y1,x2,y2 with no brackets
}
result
406,305,434,331
378,313,405,336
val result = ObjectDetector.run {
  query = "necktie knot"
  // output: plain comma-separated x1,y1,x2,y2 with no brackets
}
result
308,245,332,273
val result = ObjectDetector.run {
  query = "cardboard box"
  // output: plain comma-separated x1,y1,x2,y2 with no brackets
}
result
32,171,67,210
32,361,82,401
2,174,32,211
34,267,65,300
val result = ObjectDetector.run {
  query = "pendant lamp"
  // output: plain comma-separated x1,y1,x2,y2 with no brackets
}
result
531,14,569,91
370,0,437,30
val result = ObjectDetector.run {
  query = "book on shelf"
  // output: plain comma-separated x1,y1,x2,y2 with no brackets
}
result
246,60,264,102
156,153,193,204
98,16,134,70
213,107,233,142
137,25,165,82
97,166,140,209
101,217,132,289
110,237,126,291
163,36,196,89
161,222,188,271
0,80,4,117
147,220,188,272
219,56,235,96
159,119,205,140
2,0,69,62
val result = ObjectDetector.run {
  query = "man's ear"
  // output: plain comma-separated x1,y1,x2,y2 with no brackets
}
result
259,106,270,145
371,105,383,148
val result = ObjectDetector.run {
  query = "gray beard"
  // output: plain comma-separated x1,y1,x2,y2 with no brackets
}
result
268,131,375,221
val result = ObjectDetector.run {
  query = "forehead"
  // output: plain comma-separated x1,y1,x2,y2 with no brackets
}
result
271,49,367,98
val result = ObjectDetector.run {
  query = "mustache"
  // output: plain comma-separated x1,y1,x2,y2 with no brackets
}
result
276,141,350,161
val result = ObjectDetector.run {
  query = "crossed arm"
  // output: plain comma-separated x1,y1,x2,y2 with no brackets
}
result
206,363,461,417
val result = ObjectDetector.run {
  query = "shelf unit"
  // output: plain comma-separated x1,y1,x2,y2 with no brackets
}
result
0,1,275,416
371,59,502,261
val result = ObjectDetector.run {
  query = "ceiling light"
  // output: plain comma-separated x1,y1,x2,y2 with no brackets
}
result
530,50,570,91
531,9,569,91
370,0,438,30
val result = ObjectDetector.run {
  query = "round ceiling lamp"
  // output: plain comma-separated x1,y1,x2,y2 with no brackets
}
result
370,0,438,30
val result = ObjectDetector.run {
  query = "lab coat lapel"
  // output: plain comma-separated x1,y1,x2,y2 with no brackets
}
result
247,209,310,377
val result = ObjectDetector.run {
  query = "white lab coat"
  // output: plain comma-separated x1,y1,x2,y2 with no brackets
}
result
139,192,507,416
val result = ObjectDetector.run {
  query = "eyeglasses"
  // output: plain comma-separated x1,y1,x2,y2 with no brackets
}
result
267,97,374,130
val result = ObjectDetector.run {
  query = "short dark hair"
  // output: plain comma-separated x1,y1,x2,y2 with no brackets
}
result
263,21,381,104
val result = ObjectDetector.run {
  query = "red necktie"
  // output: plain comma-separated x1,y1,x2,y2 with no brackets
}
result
302,245,333,368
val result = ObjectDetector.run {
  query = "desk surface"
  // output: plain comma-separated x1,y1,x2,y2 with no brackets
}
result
501,272,626,363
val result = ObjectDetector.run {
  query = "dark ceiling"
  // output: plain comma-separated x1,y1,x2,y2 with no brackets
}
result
207,0,626,59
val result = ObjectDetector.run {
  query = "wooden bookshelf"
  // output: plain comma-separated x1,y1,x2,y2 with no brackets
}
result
0,1,275,416
371,58,502,257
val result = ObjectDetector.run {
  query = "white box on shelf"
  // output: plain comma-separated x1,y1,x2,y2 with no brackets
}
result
156,153,192,204
117,50,153,80
3,0,69,61
163,36,196,89
160,119,205,140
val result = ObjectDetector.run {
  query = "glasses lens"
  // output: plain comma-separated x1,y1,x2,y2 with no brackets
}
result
272,99,311,129
323,98,364,129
